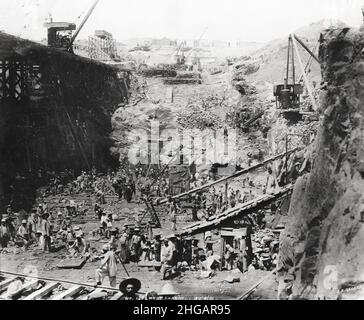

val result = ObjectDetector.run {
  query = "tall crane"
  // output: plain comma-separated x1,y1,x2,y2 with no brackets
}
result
186,27,208,60
273,33,320,120
67,0,100,52
44,0,100,53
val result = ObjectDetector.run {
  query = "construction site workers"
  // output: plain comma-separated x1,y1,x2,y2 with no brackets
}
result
27,209,37,241
41,212,51,252
152,234,162,262
16,220,30,249
130,227,142,262
119,278,141,300
68,226,89,256
224,244,235,270
119,227,129,263
0,218,10,248
160,235,177,280
265,166,279,194
95,244,118,288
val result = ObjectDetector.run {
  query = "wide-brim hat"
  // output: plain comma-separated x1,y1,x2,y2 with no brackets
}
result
159,283,180,296
119,278,141,294
167,234,176,239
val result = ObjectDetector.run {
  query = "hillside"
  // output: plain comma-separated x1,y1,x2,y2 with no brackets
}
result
246,19,349,85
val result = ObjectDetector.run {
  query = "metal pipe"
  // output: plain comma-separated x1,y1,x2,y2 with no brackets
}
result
292,34,320,64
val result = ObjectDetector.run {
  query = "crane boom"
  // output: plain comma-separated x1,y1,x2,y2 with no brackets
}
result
186,27,208,59
292,34,320,64
67,0,100,51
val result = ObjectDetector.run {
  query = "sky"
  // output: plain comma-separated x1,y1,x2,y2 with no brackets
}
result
0,0,363,43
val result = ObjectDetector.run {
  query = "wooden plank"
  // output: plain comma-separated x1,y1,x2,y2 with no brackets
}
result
51,285,84,300
165,87,173,103
23,282,60,300
56,258,86,269
179,186,293,236
109,292,123,300
156,149,298,205
2,279,39,299
137,261,162,267
0,277,16,290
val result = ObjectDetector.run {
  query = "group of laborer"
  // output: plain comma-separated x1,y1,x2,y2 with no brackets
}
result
0,202,89,256
0,204,51,251
93,234,182,296
93,222,222,287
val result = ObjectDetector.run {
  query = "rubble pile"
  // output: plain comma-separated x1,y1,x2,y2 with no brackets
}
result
140,67,177,78
176,94,226,130
233,61,260,77
177,104,220,130
230,60,259,98
176,71,202,79
300,88,322,112
278,26,364,300
271,120,318,154
251,229,280,271
163,78,202,85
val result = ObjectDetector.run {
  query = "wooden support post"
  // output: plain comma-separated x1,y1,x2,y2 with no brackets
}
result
225,181,228,204
219,232,224,271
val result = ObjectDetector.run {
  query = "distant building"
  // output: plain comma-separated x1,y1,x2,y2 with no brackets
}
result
151,37,177,46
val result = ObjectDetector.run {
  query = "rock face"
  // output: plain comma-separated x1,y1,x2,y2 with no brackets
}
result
278,26,364,299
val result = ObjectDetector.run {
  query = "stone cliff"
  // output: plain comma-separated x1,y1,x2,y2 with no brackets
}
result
278,25,364,300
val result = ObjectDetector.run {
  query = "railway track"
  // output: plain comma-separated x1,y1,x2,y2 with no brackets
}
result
0,271,126,300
